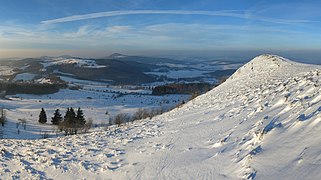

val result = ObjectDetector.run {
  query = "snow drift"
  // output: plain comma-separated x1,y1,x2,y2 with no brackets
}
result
1,54,321,179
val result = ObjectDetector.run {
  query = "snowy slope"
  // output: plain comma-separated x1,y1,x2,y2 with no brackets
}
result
1,54,321,179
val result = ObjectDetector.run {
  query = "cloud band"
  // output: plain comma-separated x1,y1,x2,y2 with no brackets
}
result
41,10,308,25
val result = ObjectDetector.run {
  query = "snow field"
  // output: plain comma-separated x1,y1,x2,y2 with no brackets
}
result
1,54,321,179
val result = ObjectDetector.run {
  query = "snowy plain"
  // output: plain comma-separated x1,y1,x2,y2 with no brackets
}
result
1,54,321,179
0,74,189,139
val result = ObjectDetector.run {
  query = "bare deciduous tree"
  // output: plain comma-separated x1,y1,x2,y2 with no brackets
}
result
114,113,131,127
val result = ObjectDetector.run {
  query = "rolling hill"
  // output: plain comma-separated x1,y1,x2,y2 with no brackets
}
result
0,54,240,87
1,54,319,179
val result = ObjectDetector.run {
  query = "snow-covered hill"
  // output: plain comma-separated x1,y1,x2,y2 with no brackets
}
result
1,54,321,179
1,54,240,85
41,57,107,69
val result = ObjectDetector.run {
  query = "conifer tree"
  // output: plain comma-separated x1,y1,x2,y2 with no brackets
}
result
64,108,70,121
38,108,47,124
51,109,62,125
0,108,6,127
76,107,86,126
69,107,76,123
61,107,76,135
64,107,70,120
64,107,76,124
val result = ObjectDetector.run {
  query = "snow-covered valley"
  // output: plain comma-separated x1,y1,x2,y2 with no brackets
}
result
0,76,189,139
1,54,321,179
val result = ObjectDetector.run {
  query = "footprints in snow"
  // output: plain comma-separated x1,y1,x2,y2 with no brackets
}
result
0,118,164,179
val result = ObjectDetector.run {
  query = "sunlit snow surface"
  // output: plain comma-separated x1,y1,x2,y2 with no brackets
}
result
1,54,321,179
41,57,106,69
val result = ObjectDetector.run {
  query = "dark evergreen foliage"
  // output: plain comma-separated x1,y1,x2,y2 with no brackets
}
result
51,109,62,125
38,108,47,124
64,107,76,124
76,107,86,126
0,82,66,95
0,108,6,127
152,83,212,95
60,107,87,135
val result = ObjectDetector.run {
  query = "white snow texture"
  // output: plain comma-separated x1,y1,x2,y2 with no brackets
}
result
1,54,321,179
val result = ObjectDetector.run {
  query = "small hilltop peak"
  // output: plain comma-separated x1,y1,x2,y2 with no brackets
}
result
108,53,127,59
250,54,292,64
227,54,309,81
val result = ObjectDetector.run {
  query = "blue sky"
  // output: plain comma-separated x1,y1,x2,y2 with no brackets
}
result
0,0,321,61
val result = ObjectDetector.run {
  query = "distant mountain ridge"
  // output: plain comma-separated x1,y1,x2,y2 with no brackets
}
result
1,55,157,84
0,54,241,87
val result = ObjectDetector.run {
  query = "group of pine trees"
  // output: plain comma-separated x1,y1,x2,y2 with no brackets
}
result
38,106,170,135
39,107,87,135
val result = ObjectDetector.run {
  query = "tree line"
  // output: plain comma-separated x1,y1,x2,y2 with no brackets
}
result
152,83,212,95
0,82,66,95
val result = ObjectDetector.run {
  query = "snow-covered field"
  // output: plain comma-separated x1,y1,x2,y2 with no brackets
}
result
0,75,189,139
145,69,207,79
1,54,321,179
145,62,242,80
0,65,15,76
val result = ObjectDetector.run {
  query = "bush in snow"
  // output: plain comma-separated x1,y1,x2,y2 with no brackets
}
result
132,108,151,121
114,113,131,127
83,118,93,133
189,91,199,101
131,107,165,123
149,108,164,118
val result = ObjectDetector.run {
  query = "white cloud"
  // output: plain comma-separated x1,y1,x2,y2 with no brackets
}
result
106,26,131,33
0,26,36,37
1,22,320,57
63,26,90,38
41,10,309,25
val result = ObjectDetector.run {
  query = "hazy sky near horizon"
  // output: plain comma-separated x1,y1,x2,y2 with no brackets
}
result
0,0,321,61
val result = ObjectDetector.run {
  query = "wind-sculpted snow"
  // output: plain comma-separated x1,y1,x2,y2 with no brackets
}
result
1,54,321,179
0,119,164,179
